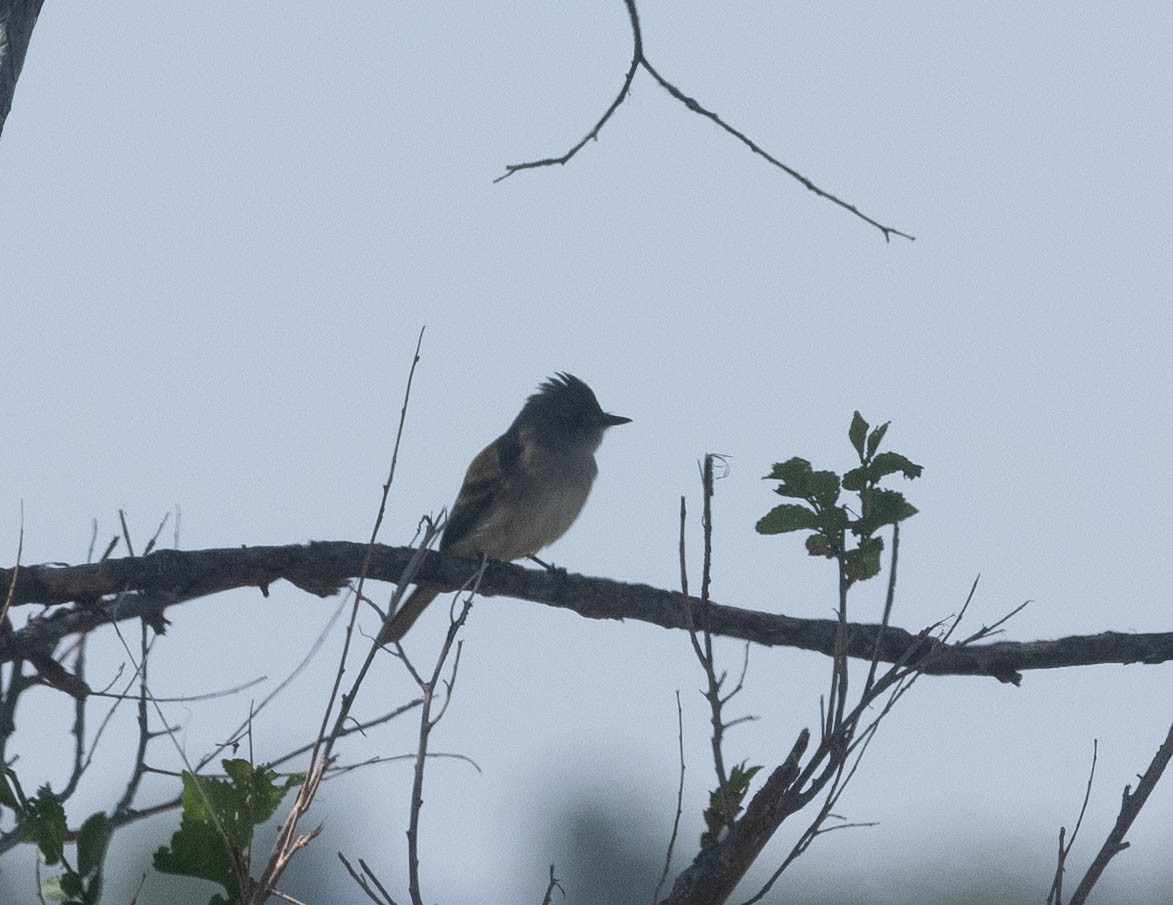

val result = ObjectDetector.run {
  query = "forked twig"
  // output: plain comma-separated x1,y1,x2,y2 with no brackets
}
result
403,565,481,905
1067,721,1173,905
1048,740,1098,905
497,0,914,241
539,864,565,905
337,854,399,905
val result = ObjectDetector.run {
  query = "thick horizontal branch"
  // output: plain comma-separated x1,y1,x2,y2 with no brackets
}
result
4,542,1172,682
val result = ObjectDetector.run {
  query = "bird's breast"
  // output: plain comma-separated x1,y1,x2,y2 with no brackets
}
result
458,451,598,561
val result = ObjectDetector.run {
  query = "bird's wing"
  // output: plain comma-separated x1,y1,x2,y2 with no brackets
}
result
440,429,521,553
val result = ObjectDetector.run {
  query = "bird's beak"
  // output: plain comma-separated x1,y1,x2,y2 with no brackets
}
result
601,412,632,427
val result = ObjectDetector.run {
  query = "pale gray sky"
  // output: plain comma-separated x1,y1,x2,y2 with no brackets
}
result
2,2,1172,903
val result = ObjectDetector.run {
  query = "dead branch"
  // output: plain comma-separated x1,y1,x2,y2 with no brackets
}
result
1067,721,1173,905
496,0,913,242
5,542,1173,681
658,730,809,905
1047,741,1098,905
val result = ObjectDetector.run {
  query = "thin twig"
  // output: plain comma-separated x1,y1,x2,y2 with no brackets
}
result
699,455,732,834
338,853,399,905
641,59,914,242
959,597,1030,646
111,611,154,819
0,506,21,627
59,636,88,800
142,511,171,556
497,0,913,241
1048,740,1099,905
738,542,1000,905
251,757,327,905
316,326,427,763
117,510,135,558
653,691,687,904
539,864,565,905
864,523,900,693
103,613,241,882
253,329,428,905
1068,722,1173,905
405,576,478,905
209,591,350,767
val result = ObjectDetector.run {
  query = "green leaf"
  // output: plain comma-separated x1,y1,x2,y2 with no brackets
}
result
866,421,891,458
872,488,918,523
59,871,83,897
153,790,237,898
805,533,836,558
821,505,850,535
755,504,819,535
849,411,868,459
82,873,103,905
26,786,68,866
764,458,839,508
868,451,923,482
42,867,102,905
763,458,814,501
844,536,884,583
701,762,763,846
763,457,813,484
154,761,300,903
806,470,841,508
855,489,919,536
841,465,866,492
76,812,108,877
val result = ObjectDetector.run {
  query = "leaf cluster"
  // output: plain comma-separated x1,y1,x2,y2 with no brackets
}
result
700,761,763,848
0,774,107,905
152,759,302,905
756,412,921,584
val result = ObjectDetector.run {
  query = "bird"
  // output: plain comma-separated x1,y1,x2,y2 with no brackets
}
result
378,373,630,643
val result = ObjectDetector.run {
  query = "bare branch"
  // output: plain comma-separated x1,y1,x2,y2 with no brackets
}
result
1067,722,1173,904
697,455,733,835
0,506,19,626
659,730,809,905
497,0,913,241
539,864,565,905
6,543,1173,680
1048,740,1098,905
653,691,688,904
338,853,400,905
252,329,428,905
864,523,900,693
405,591,475,905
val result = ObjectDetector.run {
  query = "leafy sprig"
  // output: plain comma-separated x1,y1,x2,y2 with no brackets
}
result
757,412,921,585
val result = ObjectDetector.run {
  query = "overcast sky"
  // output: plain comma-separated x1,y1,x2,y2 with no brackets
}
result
3,2,1172,903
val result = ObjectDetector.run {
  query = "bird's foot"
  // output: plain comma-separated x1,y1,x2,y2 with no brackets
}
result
527,554,566,576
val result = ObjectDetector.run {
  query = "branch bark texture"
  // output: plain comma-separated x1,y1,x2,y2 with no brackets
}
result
0,0,45,140
4,542,1171,681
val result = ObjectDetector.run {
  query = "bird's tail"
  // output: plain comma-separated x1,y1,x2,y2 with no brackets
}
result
377,585,441,644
